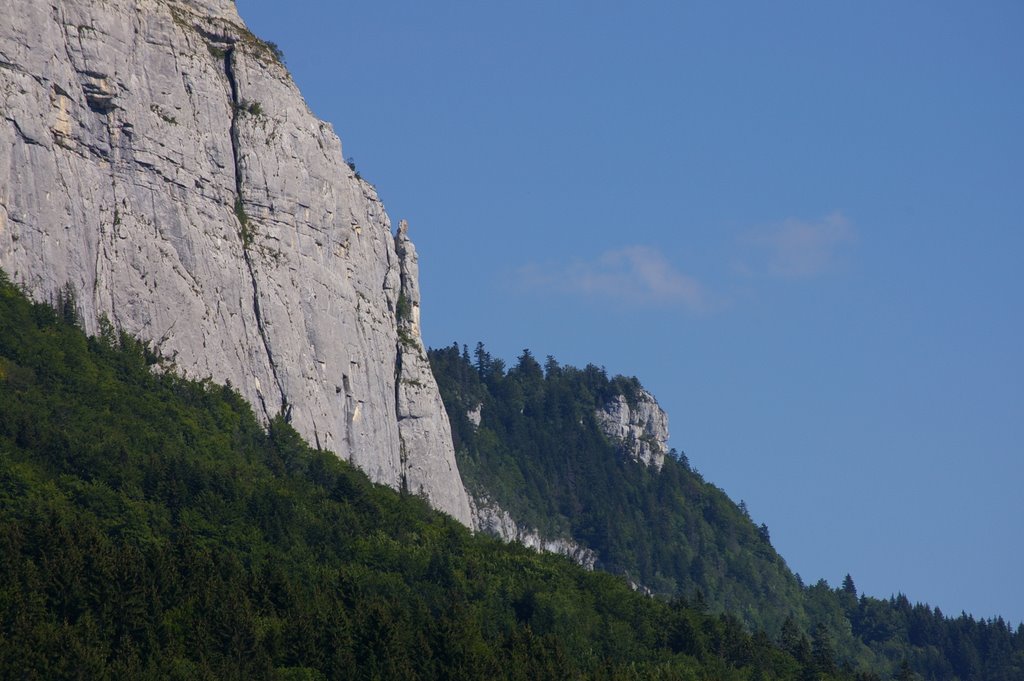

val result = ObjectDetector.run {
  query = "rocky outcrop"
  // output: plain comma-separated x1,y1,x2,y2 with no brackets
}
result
394,221,473,523
595,390,670,470
470,495,598,570
0,0,472,524
466,403,482,429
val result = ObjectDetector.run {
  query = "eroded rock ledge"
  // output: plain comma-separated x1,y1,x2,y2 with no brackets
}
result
470,495,598,571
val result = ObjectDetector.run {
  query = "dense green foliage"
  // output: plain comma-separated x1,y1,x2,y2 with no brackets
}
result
0,273,855,679
837,583,1023,681
431,343,1024,681
431,343,804,632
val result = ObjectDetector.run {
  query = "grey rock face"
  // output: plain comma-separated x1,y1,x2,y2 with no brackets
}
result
466,403,482,429
595,390,670,470
0,0,472,524
394,221,472,523
469,495,598,570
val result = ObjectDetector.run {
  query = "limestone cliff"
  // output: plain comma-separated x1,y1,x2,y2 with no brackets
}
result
469,495,597,570
394,221,472,522
595,389,670,470
0,0,472,524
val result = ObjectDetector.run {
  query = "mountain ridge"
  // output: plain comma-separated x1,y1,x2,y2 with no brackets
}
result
3,2,1022,678
430,342,1024,679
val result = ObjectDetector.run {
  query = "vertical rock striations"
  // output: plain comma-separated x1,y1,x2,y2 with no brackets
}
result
0,0,472,524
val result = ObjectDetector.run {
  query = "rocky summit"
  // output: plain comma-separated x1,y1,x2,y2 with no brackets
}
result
0,0,472,524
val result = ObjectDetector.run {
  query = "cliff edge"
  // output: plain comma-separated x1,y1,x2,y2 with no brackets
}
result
0,0,472,524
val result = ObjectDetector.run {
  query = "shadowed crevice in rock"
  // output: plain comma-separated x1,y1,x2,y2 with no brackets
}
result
393,304,409,494
223,43,286,422
4,116,46,147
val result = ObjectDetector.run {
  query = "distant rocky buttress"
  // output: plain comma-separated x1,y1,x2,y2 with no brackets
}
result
0,0,473,524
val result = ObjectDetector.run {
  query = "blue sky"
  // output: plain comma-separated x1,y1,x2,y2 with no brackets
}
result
237,1,1023,624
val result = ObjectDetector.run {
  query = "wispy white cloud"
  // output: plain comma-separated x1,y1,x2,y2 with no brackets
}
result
516,246,706,310
738,212,856,278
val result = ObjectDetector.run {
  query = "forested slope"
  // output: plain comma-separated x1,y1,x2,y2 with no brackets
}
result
430,343,1024,681
431,343,810,633
0,273,852,680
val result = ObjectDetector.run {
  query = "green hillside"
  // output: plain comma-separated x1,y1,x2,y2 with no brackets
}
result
430,343,804,633
430,343,1024,681
0,272,853,679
